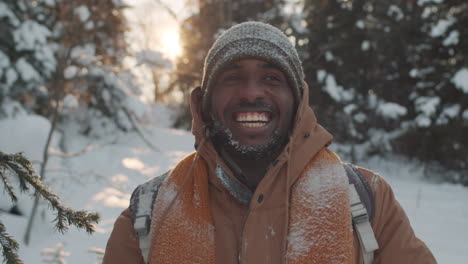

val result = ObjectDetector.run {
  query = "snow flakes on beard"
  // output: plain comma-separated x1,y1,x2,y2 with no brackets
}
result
209,120,288,162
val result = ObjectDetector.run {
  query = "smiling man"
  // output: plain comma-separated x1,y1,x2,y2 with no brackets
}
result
103,22,436,264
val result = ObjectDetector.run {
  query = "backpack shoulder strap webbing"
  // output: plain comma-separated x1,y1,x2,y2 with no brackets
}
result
343,163,379,264
343,163,375,221
129,171,169,264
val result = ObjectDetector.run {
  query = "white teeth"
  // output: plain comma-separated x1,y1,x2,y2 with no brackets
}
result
235,112,270,122
240,122,266,128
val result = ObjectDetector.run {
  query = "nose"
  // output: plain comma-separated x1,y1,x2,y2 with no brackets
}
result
238,79,265,102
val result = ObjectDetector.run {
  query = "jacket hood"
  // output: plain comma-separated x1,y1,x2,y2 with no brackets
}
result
190,81,333,187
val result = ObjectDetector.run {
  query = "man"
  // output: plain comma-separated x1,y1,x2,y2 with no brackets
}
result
103,22,436,264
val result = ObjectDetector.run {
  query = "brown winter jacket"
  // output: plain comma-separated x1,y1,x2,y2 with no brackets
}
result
103,83,436,264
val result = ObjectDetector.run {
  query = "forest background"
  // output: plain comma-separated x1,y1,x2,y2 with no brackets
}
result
0,0,467,263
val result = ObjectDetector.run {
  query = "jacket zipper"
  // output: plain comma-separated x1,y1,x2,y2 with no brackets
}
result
238,207,251,264
237,163,283,264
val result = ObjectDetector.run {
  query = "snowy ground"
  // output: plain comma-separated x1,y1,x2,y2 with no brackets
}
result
1,105,468,264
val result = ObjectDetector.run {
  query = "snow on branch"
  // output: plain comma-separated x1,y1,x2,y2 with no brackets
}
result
135,49,172,69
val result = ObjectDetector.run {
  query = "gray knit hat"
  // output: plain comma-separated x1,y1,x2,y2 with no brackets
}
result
201,21,304,111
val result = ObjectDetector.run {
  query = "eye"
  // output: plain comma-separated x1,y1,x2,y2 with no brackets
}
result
265,75,280,81
226,75,240,81
264,74,283,83
220,74,241,84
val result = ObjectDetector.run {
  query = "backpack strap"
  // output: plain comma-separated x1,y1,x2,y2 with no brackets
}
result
344,163,375,221
129,171,169,264
344,163,379,264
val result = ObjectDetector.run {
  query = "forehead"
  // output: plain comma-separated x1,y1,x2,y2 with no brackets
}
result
220,58,283,73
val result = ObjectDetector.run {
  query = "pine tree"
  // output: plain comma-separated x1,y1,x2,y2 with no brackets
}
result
301,0,424,143
392,0,468,183
0,0,57,114
300,0,468,182
301,0,367,143
0,0,138,134
51,0,138,133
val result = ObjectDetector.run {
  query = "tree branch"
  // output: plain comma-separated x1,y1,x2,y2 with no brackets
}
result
0,152,100,239
0,166,17,202
0,220,23,264
48,138,118,158
122,107,160,152
154,0,179,22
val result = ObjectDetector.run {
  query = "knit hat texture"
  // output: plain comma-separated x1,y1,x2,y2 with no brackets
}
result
201,21,304,111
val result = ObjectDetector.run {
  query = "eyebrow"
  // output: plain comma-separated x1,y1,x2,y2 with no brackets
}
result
221,63,242,71
259,63,281,71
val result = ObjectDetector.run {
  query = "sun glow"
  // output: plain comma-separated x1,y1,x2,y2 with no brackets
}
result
160,29,182,60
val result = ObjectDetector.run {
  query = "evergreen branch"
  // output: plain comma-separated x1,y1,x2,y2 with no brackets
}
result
0,220,23,264
17,167,99,234
0,152,100,234
0,168,17,202
54,209,100,234
1,152,33,194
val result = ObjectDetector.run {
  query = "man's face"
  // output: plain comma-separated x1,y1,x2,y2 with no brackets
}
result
209,58,296,160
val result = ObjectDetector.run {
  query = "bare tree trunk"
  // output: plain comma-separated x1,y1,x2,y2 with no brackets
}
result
24,50,69,245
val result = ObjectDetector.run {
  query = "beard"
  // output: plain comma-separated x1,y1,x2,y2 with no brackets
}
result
209,120,289,162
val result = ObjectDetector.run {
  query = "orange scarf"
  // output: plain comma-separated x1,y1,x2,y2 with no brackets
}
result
149,150,353,264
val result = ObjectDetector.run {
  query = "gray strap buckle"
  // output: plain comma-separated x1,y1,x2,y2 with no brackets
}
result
134,215,150,237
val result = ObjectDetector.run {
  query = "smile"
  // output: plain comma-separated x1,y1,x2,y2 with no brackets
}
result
233,112,271,128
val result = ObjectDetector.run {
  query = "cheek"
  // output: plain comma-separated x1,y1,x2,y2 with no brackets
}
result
210,90,227,119
277,91,296,125
277,88,295,107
